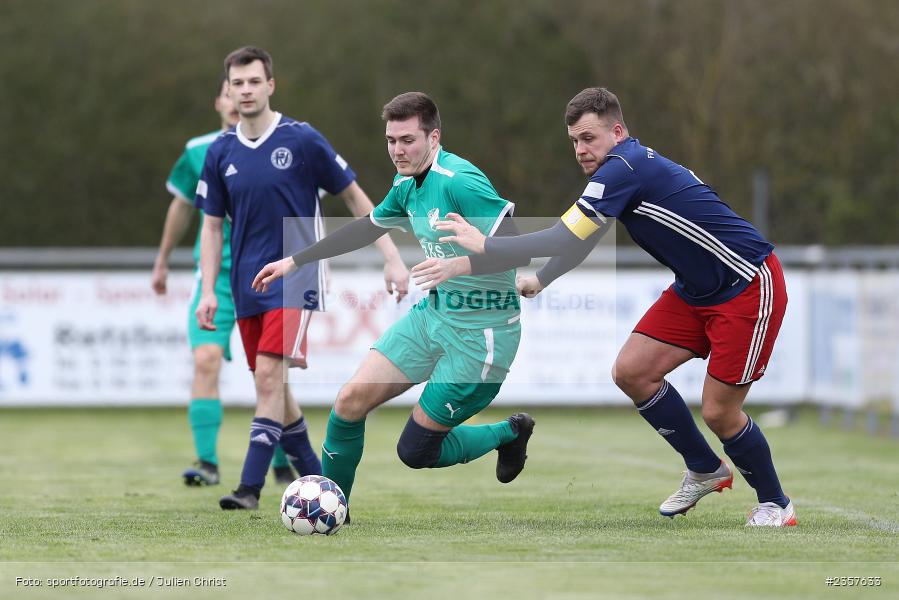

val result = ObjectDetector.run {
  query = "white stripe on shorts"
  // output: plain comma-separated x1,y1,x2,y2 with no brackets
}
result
291,309,312,361
481,327,495,382
739,263,774,384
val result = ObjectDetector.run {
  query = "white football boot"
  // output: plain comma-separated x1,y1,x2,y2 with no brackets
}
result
659,460,733,517
746,500,797,527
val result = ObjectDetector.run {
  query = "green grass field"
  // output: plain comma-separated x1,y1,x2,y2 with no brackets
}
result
1,406,897,599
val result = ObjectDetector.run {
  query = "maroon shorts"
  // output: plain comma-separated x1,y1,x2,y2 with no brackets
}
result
633,253,787,385
237,308,313,371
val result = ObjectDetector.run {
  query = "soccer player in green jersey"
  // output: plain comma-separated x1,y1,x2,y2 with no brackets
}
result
253,92,535,510
151,76,296,486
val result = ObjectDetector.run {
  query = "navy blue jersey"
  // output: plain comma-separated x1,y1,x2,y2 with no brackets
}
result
577,138,773,306
197,113,356,318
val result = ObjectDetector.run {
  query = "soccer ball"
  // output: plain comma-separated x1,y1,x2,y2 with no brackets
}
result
280,475,348,536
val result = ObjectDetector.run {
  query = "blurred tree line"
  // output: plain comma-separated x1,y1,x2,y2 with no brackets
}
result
1,0,897,247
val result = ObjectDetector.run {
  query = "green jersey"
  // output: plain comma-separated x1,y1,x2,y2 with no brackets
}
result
166,130,232,271
372,147,519,329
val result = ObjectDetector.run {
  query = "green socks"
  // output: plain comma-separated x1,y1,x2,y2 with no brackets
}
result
435,421,516,467
188,398,289,469
322,409,366,502
187,398,223,465
271,446,290,469
318,413,516,501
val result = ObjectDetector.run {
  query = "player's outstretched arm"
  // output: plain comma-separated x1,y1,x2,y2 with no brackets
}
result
151,197,194,295
337,182,409,302
438,213,606,262
534,225,606,287
251,215,390,293
412,215,530,289
252,257,298,294
513,226,605,298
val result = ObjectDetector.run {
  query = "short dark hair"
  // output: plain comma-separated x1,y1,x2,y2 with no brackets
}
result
216,72,228,97
224,46,273,80
381,92,441,133
565,87,627,129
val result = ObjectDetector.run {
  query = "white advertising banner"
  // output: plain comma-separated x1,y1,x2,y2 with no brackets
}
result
1,269,810,406
806,271,899,410
0,272,204,405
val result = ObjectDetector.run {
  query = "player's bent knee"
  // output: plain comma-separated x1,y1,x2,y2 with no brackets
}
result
191,346,223,396
613,358,666,400
612,360,642,393
252,357,286,401
396,415,447,469
193,346,223,374
335,383,369,421
396,444,438,469
253,356,280,380
701,403,734,434
611,361,624,387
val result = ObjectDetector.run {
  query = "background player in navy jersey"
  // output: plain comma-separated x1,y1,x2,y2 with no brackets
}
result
196,47,409,510
151,74,297,487
433,87,796,527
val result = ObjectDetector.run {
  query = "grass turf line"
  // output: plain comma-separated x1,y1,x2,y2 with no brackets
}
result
1,406,897,598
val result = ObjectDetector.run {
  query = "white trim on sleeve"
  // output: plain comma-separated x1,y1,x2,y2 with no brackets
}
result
369,211,407,233
582,181,606,200
486,202,515,237
576,198,607,223
166,181,192,203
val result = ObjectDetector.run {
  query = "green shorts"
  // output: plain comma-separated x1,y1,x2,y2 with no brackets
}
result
187,268,235,361
372,301,521,427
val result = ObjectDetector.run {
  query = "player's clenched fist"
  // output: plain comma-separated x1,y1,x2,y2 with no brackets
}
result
383,258,410,302
150,260,168,295
516,274,545,298
252,257,297,293
195,292,218,330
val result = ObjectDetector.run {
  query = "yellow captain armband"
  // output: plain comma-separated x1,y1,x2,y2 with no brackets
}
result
561,204,602,240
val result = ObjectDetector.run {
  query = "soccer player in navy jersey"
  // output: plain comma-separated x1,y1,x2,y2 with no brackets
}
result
433,87,796,527
195,47,409,510
151,75,297,488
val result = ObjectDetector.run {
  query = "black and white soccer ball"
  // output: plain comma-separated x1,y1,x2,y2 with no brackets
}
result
280,475,348,536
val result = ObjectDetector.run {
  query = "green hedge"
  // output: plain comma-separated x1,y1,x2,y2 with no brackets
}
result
2,0,897,246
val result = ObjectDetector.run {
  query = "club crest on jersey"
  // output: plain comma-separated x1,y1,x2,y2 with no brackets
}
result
427,207,440,230
271,147,293,170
